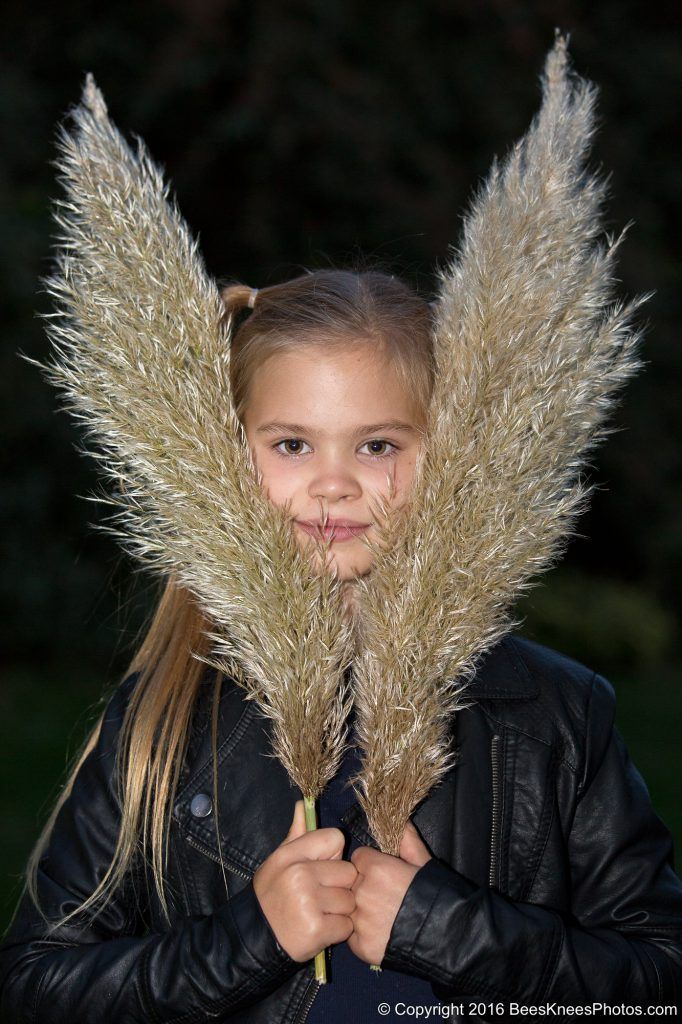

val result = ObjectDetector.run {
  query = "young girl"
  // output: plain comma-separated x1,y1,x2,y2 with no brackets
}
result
1,269,681,1023
2,40,682,1021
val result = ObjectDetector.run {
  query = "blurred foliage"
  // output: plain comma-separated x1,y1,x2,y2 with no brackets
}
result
518,567,677,673
1,0,680,929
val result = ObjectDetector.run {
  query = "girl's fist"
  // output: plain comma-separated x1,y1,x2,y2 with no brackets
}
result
253,800,358,962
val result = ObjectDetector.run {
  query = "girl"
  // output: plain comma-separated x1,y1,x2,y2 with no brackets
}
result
1,268,681,1022
2,40,682,1021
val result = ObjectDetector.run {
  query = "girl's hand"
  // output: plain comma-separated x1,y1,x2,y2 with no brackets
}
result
253,800,358,962
347,820,432,965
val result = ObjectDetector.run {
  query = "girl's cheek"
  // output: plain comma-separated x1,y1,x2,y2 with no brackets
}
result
257,454,301,505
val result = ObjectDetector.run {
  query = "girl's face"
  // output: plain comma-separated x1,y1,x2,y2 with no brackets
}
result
242,342,426,580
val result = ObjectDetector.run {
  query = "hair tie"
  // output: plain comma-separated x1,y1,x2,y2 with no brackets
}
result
247,287,259,309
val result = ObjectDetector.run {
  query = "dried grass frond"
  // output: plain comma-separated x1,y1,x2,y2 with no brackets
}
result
35,75,355,816
349,36,646,854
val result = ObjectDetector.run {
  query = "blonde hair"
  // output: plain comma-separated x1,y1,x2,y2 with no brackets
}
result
25,266,435,929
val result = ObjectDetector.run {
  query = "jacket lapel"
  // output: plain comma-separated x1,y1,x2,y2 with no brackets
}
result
174,683,300,878
174,635,540,873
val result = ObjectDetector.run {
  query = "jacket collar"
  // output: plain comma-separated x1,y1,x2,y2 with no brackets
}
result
465,635,540,700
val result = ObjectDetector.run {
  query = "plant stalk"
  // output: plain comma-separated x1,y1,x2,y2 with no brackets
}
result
304,795,328,984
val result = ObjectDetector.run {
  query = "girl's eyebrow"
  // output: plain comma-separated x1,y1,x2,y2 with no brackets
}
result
256,420,421,438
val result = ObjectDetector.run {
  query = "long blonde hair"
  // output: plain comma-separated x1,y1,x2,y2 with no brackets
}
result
25,266,435,928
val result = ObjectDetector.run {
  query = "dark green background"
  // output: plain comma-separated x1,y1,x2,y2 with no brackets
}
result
2,0,680,932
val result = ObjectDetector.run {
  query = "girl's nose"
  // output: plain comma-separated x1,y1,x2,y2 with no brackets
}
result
308,463,363,504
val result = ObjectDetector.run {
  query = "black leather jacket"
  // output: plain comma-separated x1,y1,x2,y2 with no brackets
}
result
1,635,681,1022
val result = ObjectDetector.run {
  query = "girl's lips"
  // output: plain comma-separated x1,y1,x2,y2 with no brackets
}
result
295,521,370,543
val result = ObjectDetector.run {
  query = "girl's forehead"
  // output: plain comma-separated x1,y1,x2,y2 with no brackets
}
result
252,344,402,392
244,345,425,429
251,344,403,395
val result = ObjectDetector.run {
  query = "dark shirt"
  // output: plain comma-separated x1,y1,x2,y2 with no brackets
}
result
306,708,444,1022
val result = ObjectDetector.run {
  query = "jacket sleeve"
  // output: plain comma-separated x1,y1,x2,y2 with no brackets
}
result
381,672,682,1007
0,675,301,1024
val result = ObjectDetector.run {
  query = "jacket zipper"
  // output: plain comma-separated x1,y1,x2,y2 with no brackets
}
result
295,974,321,1024
489,733,502,888
184,833,253,880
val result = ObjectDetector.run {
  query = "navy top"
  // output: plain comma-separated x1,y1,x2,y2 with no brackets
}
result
306,709,443,1022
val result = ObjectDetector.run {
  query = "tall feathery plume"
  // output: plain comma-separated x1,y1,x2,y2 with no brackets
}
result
37,76,355,982
350,36,646,859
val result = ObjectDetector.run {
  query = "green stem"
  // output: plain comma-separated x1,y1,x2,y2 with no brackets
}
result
304,794,328,984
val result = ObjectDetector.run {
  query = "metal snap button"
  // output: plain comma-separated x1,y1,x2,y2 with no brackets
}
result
190,792,213,818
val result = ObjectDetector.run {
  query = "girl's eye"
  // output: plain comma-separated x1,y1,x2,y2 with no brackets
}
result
272,438,398,459
359,440,397,458
273,439,312,456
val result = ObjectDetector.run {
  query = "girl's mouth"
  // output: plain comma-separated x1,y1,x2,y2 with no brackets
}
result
295,521,370,543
